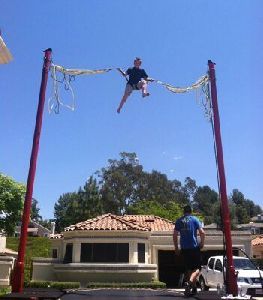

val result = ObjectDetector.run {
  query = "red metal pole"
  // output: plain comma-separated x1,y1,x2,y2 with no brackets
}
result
208,60,238,296
12,48,52,293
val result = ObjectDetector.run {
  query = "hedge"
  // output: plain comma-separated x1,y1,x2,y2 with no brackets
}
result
85,281,166,289
27,281,165,289
0,287,11,296
6,237,51,284
28,281,80,289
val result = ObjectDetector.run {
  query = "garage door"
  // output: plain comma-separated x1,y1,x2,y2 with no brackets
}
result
158,250,184,288
158,249,236,287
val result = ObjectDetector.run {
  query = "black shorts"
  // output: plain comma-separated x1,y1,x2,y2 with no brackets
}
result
181,247,201,271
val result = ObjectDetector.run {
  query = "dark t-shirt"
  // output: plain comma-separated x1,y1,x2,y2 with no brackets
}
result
126,67,148,85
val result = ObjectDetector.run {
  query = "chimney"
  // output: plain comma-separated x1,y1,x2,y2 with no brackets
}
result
50,222,56,235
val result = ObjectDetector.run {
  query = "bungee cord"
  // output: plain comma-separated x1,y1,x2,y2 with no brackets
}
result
48,63,211,119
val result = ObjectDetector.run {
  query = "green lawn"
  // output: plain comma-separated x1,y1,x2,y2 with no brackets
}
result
6,237,51,284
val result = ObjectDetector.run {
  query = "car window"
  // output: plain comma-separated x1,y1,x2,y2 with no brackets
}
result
234,258,256,270
215,259,223,272
208,258,215,270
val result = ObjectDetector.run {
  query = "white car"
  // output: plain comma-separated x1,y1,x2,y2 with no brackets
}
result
198,255,263,296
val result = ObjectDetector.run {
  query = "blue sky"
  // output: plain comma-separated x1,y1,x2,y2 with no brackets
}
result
1,1,262,219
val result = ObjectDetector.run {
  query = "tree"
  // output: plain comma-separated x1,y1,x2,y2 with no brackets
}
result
98,152,144,214
53,152,262,230
183,177,197,204
54,176,103,232
192,185,218,224
212,201,237,229
54,192,79,232
127,200,183,221
31,198,42,222
133,170,181,206
230,189,250,224
97,152,188,214
77,176,103,220
0,174,25,235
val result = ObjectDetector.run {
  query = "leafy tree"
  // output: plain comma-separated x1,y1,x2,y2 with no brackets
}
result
97,152,189,214
54,176,103,232
212,201,237,229
0,174,25,235
31,198,42,222
133,171,182,206
77,176,103,219
98,152,144,214
53,152,262,230
183,177,197,204
192,185,218,224
54,192,78,232
230,189,250,224
127,200,183,221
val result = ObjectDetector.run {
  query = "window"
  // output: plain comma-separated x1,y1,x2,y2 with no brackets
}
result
208,258,215,270
52,249,58,259
138,243,145,263
81,243,129,263
215,259,223,272
63,243,73,263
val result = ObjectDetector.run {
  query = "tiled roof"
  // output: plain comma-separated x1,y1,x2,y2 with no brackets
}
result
252,235,263,246
123,215,174,231
50,233,63,239
64,214,174,232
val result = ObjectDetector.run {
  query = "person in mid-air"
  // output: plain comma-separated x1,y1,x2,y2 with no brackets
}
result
117,57,150,113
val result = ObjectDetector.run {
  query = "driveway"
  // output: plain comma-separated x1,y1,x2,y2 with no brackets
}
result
61,289,222,299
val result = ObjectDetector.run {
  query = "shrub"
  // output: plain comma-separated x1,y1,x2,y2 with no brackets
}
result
86,281,166,289
6,237,51,283
0,287,11,296
28,281,80,289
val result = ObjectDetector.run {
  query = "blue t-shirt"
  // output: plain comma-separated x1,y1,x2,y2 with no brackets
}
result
126,67,148,85
175,215,201,249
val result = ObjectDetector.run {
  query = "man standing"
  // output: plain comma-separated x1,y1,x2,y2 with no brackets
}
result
117,57,150,113
173,205,205,296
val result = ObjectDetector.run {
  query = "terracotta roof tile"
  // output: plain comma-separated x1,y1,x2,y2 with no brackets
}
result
123,215,174,231
252,235,263,246
64,214,174,232
64,214,150,232
50,233,63,239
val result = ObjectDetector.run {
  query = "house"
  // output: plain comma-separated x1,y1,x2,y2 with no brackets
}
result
32,213,251,287
15,220,50,237
251,235,263,259
0,236,17,287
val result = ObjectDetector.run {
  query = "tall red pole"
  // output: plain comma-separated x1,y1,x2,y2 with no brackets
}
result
12,48,52,293
208,60,238,296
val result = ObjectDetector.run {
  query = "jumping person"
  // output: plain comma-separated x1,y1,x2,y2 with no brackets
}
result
117,57,150,113
173,205,205,297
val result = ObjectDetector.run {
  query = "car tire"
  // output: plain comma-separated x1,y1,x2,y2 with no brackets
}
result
199,276,209,291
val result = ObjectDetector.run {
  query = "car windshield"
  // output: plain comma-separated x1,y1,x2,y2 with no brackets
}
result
233,258,256,270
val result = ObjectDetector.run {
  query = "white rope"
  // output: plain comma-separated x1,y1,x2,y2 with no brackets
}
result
48,64,76,114
149,74,209,94
54,64,112,76
49,63,211,116
0,35,13,64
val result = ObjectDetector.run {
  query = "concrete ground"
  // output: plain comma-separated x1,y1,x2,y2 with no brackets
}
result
1,288,262,299
61,288,263,300
61,288,219,299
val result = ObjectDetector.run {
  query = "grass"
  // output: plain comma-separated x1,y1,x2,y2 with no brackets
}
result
6,237,51,284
